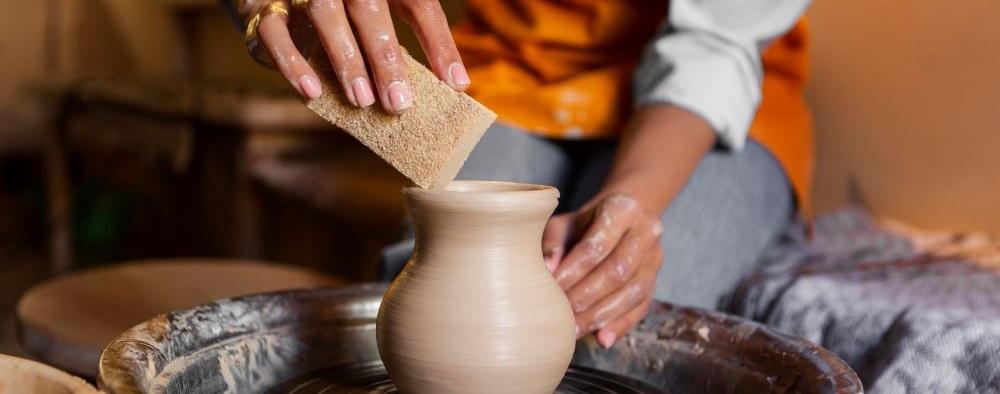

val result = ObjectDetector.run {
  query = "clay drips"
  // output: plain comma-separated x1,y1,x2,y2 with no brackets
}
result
377,181,576,393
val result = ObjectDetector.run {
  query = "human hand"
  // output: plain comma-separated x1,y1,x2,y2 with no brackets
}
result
542,194,664,348
241,0,469,113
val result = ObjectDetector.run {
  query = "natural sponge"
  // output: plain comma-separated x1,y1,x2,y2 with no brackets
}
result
306,53,496,189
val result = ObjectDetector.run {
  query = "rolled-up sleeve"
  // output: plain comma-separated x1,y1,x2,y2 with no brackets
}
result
633,0,811,150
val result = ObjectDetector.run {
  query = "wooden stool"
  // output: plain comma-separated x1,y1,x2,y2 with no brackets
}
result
15,259,345,379
0,354,97,394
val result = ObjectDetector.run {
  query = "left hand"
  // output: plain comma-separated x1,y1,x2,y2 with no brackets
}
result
542,193,664,348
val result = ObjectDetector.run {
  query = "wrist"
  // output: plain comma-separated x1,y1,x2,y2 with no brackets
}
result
585,178,663,218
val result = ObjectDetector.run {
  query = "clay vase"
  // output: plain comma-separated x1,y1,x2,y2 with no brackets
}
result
377,181,576,393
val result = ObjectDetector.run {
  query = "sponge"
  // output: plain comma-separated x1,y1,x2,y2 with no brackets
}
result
306,53,496,189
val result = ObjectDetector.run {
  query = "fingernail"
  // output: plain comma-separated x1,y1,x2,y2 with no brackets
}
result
387,80,413,113
545,257,557,273
543,248,562,273
352,78,375,107
448,63,470,89
574,324,581,337
343,80,357,106
597,331,616,349
299,75,322,100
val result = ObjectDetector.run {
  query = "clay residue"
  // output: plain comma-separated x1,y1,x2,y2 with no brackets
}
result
730,321,759,342
696,325,710,342
217,334,304,393
606,194,637,210
147,333,305,393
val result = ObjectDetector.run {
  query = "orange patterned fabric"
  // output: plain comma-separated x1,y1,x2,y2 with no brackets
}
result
453,0,813,215
752,20,814,217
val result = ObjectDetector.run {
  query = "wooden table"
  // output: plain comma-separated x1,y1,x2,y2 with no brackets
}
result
16,258,344,378
0,354,96,394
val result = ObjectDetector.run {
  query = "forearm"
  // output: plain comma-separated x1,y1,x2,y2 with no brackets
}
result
633,0,810,150
592,105,716,215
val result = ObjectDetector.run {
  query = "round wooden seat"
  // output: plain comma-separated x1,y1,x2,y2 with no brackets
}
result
0,354,97,394
16,259,345,378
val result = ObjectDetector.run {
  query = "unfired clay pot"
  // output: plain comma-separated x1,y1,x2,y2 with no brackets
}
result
377,181,576,393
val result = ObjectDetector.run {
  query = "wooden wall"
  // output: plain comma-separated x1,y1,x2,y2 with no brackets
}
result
807,0,1000,233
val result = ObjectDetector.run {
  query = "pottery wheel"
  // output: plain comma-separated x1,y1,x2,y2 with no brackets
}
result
100,284,861,393
265,361,667,394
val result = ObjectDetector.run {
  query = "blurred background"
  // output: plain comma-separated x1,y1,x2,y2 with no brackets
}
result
0,0,998,364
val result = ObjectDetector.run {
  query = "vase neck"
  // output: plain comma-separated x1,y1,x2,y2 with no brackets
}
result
412,209,550,253
404,181,559,259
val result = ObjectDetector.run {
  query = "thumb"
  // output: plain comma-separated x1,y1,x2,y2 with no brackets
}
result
542,214,574,273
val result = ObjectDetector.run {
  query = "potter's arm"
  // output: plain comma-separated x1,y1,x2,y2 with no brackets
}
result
633,0,812,150
596,0,812,214
545,0,812,348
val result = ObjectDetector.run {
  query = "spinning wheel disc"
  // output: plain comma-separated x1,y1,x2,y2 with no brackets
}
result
266,361,668,394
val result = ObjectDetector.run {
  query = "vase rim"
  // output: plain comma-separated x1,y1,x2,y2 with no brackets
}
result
405,180,559,198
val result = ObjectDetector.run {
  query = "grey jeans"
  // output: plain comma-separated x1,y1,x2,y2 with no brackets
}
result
380,123,793,310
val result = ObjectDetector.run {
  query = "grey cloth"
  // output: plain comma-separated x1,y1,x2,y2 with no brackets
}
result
729,209,1000,394
381,122,794,310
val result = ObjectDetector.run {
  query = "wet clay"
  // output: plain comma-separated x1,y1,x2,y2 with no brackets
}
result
377,181,576,393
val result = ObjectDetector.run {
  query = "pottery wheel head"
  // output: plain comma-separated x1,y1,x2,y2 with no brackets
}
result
265,362,667,394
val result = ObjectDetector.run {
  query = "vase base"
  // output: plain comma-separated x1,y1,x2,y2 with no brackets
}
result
265,360,667,394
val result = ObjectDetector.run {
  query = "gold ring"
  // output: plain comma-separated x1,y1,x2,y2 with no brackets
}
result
260,0,292,19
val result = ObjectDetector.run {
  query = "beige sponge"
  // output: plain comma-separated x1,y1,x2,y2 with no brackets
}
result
305,54,496,189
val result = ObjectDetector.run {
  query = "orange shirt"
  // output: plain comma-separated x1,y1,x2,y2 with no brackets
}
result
453,0,813,216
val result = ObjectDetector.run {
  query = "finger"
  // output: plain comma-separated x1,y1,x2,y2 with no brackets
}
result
257,1,323,99
554,199,639,291
345,0,413,114
574,252,659,339
542,214,575,273
308,0,376,107
595,300,652,348
564,225,657,314
391,0,469,90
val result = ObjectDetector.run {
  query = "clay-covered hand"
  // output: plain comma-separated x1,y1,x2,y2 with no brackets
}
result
239,0,469,113
542,194,664,348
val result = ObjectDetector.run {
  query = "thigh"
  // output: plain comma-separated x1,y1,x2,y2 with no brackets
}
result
569,140,794,310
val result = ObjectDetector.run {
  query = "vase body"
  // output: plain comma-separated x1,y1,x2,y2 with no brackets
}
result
376,181,576,394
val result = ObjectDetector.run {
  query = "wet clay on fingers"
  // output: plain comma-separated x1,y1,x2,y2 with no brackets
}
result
377,181,576,393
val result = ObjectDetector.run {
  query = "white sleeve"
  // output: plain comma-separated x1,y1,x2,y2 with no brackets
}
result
633,0,811,150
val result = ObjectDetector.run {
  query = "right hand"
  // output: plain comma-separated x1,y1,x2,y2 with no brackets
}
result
240,0,469,113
